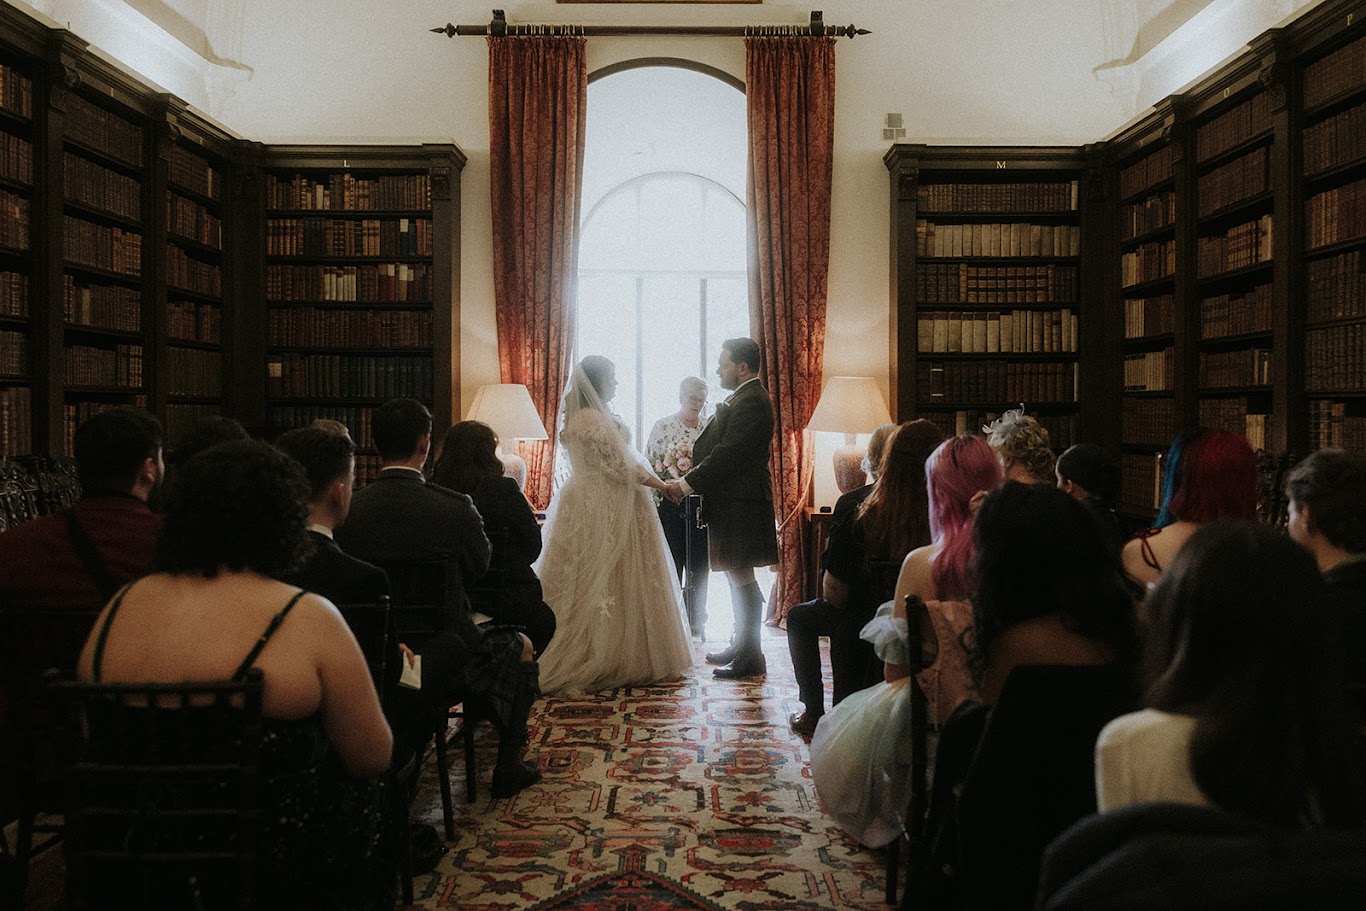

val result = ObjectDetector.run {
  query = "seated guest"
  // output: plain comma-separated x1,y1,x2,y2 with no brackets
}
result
910,482,1138,911
1122,430,1256,591
167,415,249,466
336,398,542,798
1097,521,1366,827
645,376,712,637
0,408,164,825
1285,448,1366,705
429,420,557,657
982,407,1055,484
78,440,397,910
1055,443,1124,556
787,421,934,736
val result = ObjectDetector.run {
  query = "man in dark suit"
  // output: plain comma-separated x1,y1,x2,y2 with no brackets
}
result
665,338,780,679
335,398,542,798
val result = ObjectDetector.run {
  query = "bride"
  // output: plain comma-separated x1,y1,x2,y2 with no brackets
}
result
535,355,695,694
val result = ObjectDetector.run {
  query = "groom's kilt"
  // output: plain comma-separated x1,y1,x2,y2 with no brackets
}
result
702,496,779,572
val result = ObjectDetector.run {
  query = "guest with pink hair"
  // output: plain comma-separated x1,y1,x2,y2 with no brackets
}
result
809,434,1003,848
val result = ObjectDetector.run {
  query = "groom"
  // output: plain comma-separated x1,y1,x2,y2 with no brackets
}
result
665,337,779,678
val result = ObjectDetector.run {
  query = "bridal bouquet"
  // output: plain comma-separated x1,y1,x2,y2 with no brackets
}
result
653,440,694,481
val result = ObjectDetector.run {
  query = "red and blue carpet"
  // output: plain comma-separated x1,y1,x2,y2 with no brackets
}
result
407,632,888,910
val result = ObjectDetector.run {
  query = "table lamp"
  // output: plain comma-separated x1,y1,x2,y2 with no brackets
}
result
466,384,549,490
806,376,894,494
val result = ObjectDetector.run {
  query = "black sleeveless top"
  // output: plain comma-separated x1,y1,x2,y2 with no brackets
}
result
90,582,395,911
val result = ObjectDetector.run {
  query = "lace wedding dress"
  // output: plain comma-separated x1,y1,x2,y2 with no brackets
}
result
535,364,694,695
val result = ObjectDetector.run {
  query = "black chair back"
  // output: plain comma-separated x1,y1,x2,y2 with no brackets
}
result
466,526,511,617
375,558,451,648
335,595,392,695
45,668,266,911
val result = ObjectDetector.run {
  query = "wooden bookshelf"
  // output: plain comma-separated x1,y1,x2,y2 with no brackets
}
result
0,51,32,456
885,145,1102,452
246,145,464,484
1298,7,1366,453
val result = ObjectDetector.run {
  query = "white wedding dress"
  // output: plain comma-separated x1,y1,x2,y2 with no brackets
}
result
535,368,694,695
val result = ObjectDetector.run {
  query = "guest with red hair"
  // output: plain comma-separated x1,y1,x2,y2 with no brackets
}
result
1122,429,1257,591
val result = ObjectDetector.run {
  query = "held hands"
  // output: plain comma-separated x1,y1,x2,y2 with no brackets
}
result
663,480,686,503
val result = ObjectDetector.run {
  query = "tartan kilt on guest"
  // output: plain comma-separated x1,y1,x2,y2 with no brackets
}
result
701,495,779,572
457,626,539,731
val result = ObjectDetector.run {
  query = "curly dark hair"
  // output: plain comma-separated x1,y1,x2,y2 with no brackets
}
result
168,415,249,467
156,440,312,578
966,481,1137,686
430,421,503,496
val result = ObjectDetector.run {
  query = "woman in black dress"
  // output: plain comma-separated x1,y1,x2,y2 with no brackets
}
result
430,420,557,657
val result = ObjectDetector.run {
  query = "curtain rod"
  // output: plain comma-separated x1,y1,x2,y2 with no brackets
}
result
431,9,870,40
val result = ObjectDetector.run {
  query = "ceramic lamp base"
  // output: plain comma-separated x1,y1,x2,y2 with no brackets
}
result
832,444,868,494
499,450,528,490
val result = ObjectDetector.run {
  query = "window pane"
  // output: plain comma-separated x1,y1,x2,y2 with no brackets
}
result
704,275,751,404
577,272,639,435
639,273,704,444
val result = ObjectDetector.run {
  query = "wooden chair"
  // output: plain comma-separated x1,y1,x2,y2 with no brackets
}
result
335,596,392,694
0,604,102,908
375,558,475,840
44,668,266,911
885,593,932,906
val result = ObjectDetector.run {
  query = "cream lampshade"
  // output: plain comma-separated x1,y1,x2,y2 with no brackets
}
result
466,384,549,490
807,376,894,494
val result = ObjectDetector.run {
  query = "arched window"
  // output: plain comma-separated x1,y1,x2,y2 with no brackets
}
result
577,64,747,447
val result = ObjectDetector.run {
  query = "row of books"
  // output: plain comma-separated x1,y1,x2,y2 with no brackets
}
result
264,173,432,212
267,307,432,348
1195,91,1271,163
164,403,222,443
267,405,376,450
1303,31,1365,110
1121,191,1175,241
916,309,1079,354
1120,452,1164,511
1122,396,1176,448
1199,398,1267,451
167,301,220,345
265,354,433,400
918,360,1079,404
1306,178,1366,249
1201,284,1273,339
0,64,33,119
1120,145,1176,200
1120,239,1176,287
916,220,1081,258
1306,325,1366,391
1196,215,1273,277
167,245,222,296
65,94,143,169
1124,349,1174,392
922,410,1079,451
265,263,432,303
0,385,30,456
916,181,1078,213
62,398,147,458
0,189,29,251
265,217,433,258
0,131,32,185
64,217,140,276
1123,294,1175,339
916,263,1079,304
169,146,222,202
0,270,27,318
1199,347,1272,388
165,347,222,397
1308,400,1366,451
167,194,223,249
64,343,142,388
64,152,140,222
0,329,25,375
1196,145,1268,217
1304,101,1366,176
1306,249,1366,324
354,452,383,488
63,276,140,333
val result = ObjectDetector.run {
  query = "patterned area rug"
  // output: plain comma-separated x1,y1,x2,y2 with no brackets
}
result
405,630,890,910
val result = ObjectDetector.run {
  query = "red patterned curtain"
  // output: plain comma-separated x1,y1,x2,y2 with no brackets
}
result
488,36,588,510
745,37,836,619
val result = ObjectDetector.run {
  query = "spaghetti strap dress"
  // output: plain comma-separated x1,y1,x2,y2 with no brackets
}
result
90,585,397,911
